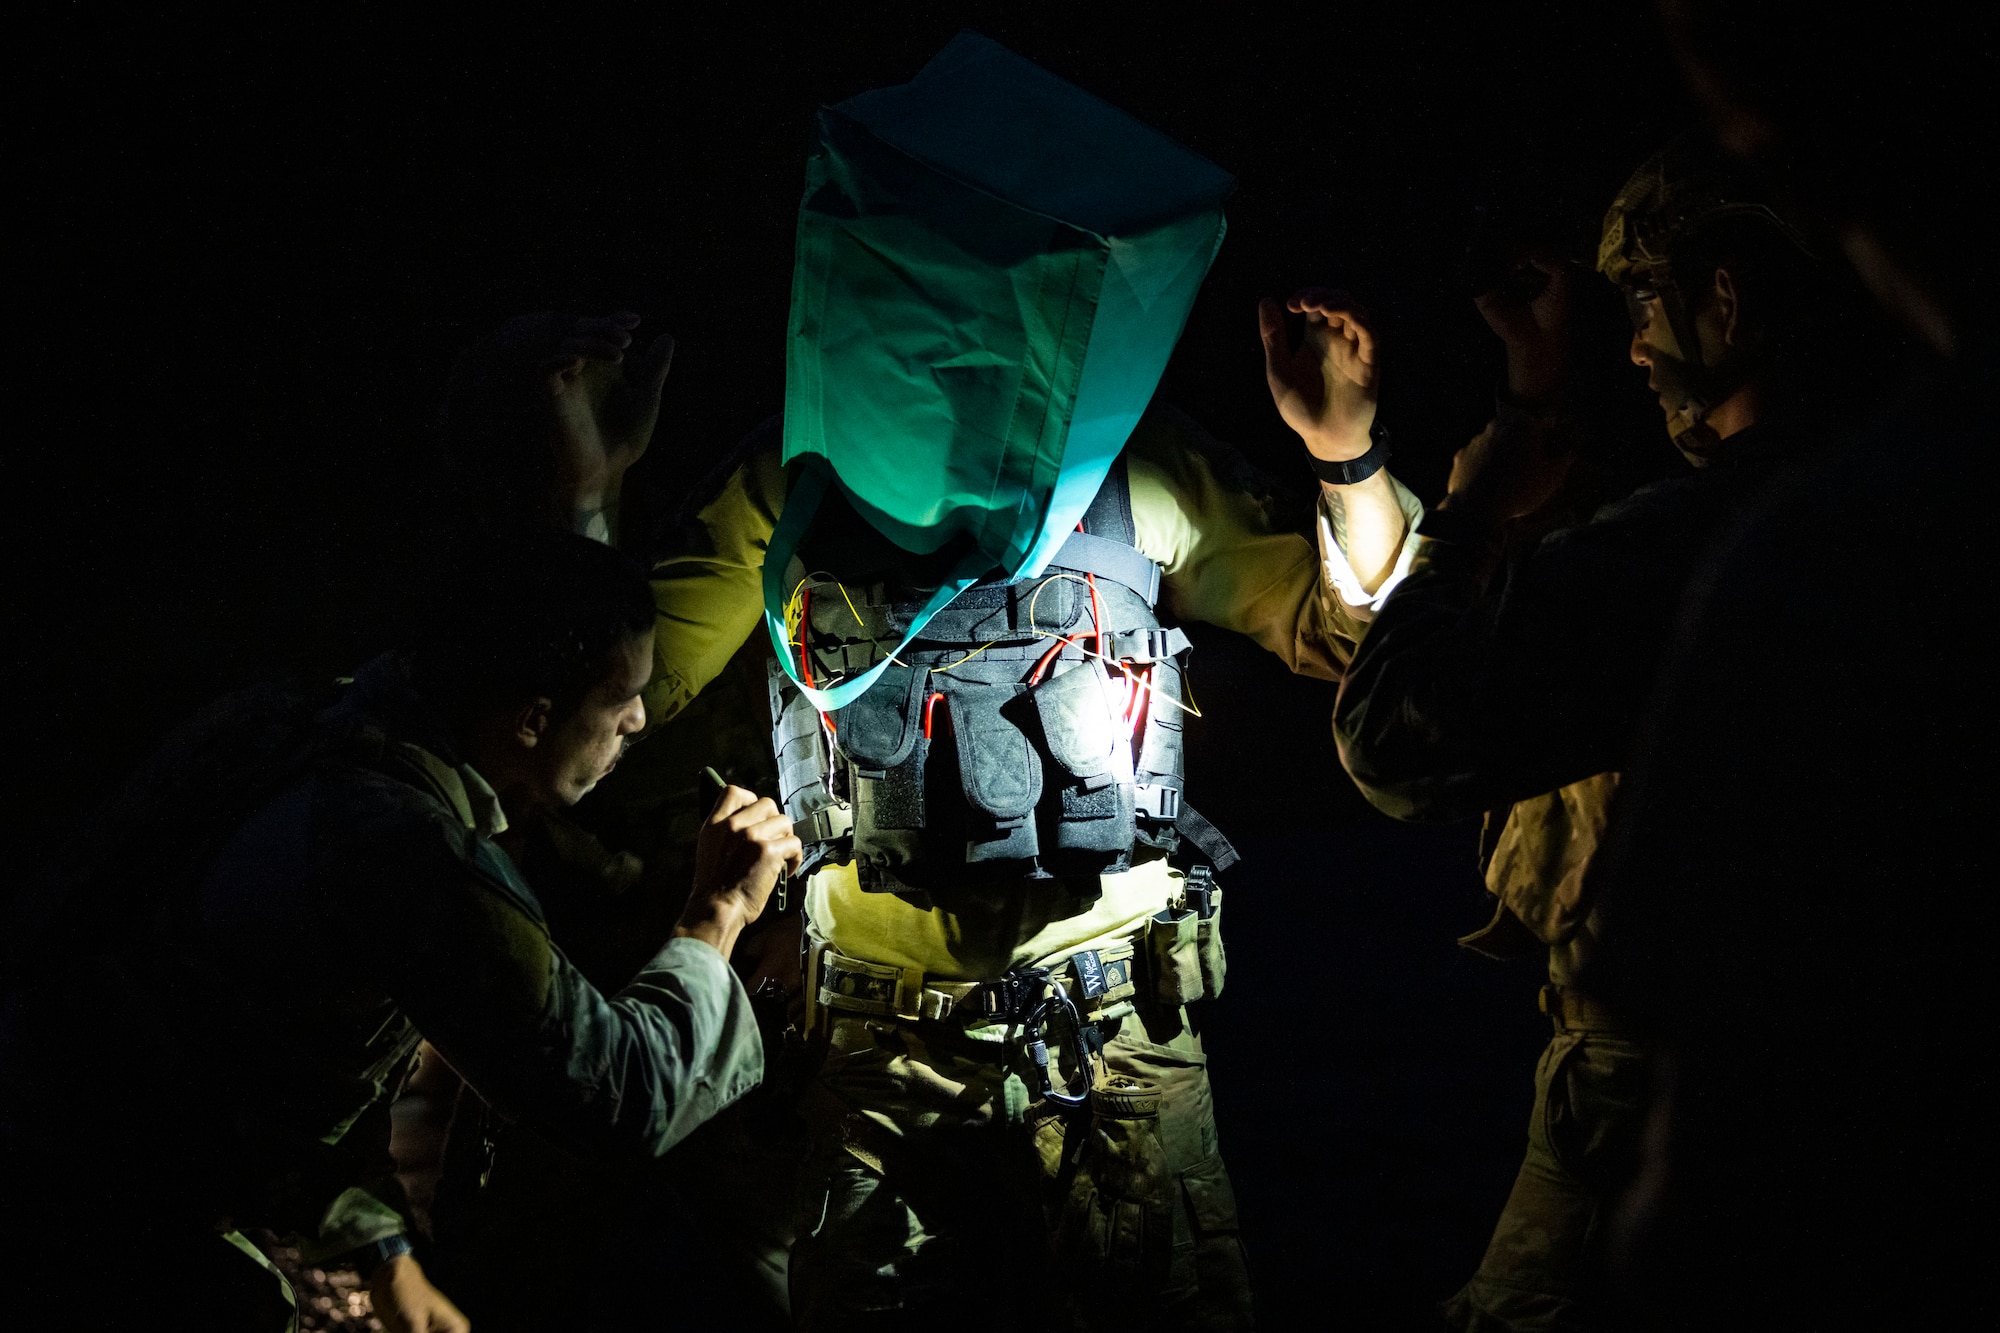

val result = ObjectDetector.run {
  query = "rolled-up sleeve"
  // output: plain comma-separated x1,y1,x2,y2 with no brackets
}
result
1127,407,1372,681
1316,479,1424,617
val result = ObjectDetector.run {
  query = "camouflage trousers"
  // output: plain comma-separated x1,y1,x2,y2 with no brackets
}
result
788,1000,1253,1331
1445,1025,1650,1332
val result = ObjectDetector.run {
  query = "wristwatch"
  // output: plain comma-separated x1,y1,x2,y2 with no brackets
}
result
350,1233,413,1274
1308,425,1391,486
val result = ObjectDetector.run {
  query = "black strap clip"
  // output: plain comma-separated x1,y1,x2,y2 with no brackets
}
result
1184,864,1218,919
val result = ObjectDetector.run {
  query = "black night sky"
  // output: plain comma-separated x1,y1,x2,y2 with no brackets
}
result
17,5,1702,1326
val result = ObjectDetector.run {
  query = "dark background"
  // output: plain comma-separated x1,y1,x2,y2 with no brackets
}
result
14,4,1696,1327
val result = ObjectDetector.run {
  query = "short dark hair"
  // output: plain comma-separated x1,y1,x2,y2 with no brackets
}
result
410,529,654,719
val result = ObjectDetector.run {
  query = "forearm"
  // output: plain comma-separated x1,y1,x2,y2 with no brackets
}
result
1127,407,1350,679
1335,485,1687,818
1320,470,1408,595
421,937,761,1161
1316,468,1424,624
672,902,752,961
372,851,766,1162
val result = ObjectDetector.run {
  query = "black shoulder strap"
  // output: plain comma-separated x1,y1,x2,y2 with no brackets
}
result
1046,455,1162,606
1081,453,1137,544
1176,801,1241,873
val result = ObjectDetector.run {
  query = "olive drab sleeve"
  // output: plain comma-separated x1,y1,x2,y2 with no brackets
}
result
642,441,788,730
645,404,1398,732
1123,407,1402,681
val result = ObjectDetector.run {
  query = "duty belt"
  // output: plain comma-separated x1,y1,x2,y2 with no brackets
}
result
812,939,1141,1026
812,938,1141,1110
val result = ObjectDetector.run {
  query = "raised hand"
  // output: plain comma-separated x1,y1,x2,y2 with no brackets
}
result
543,311,676,528
1473,253,1578,403
1442,417,1575,524
1258,288,1380,462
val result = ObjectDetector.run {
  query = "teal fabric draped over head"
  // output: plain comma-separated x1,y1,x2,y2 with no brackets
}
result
767,31,1233,709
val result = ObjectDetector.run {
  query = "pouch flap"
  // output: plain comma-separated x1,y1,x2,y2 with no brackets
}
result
947,685,1041,820
833,662,929,773
1032,659,1133,787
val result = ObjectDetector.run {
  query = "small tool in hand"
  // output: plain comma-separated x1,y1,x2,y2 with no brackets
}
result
699,766,789,911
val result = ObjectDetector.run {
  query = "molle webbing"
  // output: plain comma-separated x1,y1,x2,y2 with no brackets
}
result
770,458,1234,896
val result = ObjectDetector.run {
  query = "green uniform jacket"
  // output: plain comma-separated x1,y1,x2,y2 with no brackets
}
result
0,653,762,1259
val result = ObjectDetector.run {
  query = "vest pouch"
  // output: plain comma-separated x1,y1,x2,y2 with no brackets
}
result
768,661,837,827
1145,907,1204,1007
833,661,928,775
835,663,931,882
849,742,928,888
1196,886,1225,1001
946,685,1042,864
1031,659,1137,856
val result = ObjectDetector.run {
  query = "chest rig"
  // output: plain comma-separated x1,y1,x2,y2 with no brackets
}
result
769,458,1236,902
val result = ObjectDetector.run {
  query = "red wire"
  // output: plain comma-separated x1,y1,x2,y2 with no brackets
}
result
1086,572,1105,659
1029,634,1081,687
1128,666,1152,738
923,690,944,739
797,586,837,731
1114,661,1137,725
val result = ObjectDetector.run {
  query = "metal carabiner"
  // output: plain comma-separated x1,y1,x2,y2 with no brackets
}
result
1027,986,1097,1110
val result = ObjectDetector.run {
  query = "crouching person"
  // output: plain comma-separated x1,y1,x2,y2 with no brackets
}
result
0,531,800,1331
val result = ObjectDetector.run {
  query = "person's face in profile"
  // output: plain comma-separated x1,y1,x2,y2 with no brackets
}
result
532,627,651,807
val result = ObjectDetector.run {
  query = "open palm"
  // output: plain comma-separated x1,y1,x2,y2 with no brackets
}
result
1258,288,1380,461
545,311,676,509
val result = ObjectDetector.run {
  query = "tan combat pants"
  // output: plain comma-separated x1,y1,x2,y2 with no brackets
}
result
788,995,1253,1331
1444,996,1650,1332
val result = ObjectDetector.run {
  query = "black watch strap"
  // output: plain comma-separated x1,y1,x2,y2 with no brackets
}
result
349,1233,412,1274
1308,426,1391,486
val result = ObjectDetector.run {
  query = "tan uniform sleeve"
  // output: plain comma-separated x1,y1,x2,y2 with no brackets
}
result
643,440,787,729
1124,406,1368,681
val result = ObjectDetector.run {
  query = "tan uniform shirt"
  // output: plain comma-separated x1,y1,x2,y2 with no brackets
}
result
645,407,1418,976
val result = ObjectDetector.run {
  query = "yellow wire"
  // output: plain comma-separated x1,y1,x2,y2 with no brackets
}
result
789,572,913,671
1023,572,1091,627
930,641,999,672
785,570,1195,715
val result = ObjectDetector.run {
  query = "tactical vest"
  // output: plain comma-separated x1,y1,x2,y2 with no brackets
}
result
770,458,1236,901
